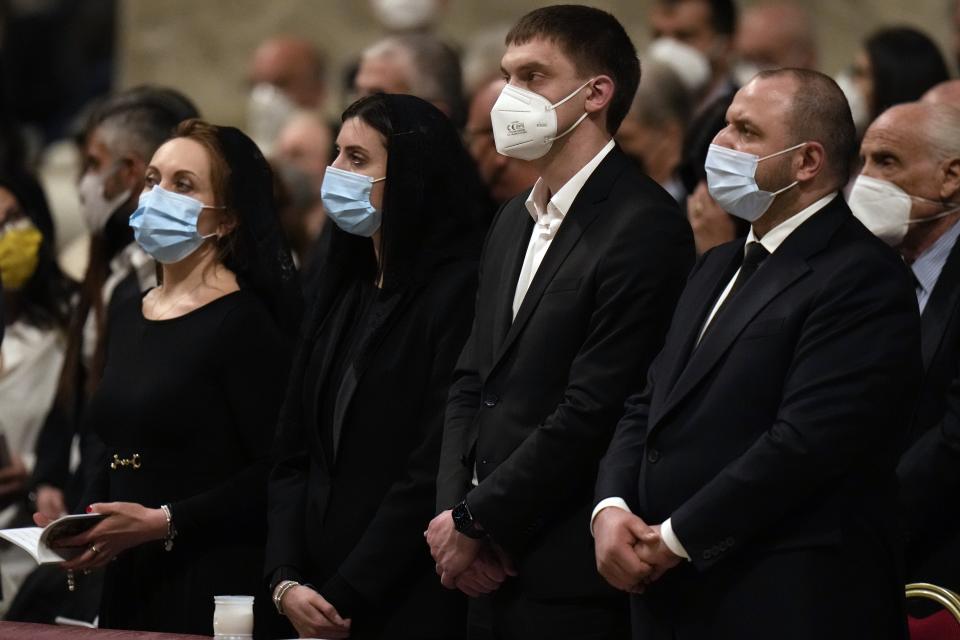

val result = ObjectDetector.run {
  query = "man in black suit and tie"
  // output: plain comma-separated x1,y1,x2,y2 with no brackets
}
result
426,5,694,639
851,101,960,597
593,68,922,640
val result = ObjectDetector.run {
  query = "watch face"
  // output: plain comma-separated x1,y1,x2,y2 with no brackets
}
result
453,502,471,531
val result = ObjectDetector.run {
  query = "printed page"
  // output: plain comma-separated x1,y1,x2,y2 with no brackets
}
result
0,527,41,562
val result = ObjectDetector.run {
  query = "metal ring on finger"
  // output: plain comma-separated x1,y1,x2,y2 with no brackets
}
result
90,544,100,555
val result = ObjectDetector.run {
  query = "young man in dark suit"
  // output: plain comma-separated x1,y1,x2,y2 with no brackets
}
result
593,69,922,639
853,101,960,598
426,5,695,639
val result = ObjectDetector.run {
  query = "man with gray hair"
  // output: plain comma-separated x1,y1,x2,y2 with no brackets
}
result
851,100,960,598
354,33,465,127
616,62,692,201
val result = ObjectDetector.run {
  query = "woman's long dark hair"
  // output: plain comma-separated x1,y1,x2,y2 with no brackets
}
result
866,27,949,120
322,93,492,293
0,172,74,329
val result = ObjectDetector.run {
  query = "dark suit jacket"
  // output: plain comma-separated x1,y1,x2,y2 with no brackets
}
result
596,196,922,640
266,259,477,640
437,147,694,601
898,229,960,595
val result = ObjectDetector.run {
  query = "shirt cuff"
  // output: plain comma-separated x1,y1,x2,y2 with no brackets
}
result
590,497,632,536
660,517,690,560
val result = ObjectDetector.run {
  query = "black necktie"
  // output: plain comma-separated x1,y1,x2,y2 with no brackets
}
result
699,241,770,342
727,241,770,299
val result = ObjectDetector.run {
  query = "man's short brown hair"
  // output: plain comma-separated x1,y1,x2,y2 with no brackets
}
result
756,68,857,188
506,5,640,136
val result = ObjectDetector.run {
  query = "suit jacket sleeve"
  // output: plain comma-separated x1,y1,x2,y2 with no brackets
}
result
595,251,711,508
436,207,504,512
321,274,475,617
898,363,960,536
467,208,693,555
671,251,922,570
594,364,656,511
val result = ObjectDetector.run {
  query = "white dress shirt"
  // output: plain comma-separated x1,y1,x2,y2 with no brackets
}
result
591,191,838,560
512,140,616,318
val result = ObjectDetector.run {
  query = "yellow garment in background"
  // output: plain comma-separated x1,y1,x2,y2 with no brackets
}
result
0,222,42,291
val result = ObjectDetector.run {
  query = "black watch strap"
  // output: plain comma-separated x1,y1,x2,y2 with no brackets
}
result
452,500,486,539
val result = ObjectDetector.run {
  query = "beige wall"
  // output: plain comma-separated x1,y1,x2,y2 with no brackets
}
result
118,0,957,127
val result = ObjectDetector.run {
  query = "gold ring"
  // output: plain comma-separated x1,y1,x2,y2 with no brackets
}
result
90,544,100,555
692,202,703,215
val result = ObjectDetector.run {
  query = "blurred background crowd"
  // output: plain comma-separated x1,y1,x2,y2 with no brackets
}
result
1,0,960,630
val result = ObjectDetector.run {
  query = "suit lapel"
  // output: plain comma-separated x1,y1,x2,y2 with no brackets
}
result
654,198,847,424
657,243,744,402
920,234,960,372
491,148,628,370
330,290,409,461
494,210,534,349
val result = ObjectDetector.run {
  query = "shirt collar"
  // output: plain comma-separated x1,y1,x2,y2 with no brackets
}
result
525,140,616,224
912,218,960,297
746,192,838,255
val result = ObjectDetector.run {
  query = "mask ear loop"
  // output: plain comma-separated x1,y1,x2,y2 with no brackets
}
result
547,112,590,143
905,202,960,226
198,204,228,241
758,142,807,197
546,78,595,143
757,141,807,162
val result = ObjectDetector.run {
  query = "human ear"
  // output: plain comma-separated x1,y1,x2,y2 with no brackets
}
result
937,157,960,202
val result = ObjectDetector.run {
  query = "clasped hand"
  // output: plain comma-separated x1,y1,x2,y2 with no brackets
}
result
280,585,351,639
425,510,517,597
593,508,681,593
33,501,168,571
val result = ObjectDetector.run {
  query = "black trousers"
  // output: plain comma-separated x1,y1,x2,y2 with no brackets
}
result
467,581,630,640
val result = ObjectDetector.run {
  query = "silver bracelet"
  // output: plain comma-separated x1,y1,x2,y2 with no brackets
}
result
160,504,177,551
273,580,300,615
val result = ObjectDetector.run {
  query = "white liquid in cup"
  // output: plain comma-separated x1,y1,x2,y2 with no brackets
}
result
213,595,254,638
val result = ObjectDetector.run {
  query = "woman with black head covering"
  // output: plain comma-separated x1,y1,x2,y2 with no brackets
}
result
32,119,302,637
266,94,491,640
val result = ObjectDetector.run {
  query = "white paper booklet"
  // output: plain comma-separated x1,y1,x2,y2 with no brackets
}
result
0,513,105,564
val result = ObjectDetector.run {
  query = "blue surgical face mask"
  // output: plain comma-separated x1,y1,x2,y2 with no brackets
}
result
129,186,224,264
705,142,806,222
320,166,385,237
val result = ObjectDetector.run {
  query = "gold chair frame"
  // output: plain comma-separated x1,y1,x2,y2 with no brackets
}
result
907,582,960,627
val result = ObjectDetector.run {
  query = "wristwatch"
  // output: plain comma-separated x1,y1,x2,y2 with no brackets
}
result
452,500,486,539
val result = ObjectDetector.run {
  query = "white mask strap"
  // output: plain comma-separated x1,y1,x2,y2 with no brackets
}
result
758,141,807,163
549,78,595,110
771,181,798,196
548,111,590,143
907,205,960,226
371,176,386,183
